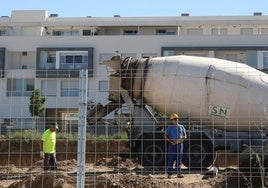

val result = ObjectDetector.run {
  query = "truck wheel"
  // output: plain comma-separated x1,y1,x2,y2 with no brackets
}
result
182,140,214,169
137,140,166,168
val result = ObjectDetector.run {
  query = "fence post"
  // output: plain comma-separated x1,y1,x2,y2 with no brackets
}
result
77,69,88,188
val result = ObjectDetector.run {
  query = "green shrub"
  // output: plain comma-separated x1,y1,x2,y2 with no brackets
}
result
3,130,128,142
56,132,77,141
8,130,41,142
86,133,96,141
111,132,128,140
95,134,108,141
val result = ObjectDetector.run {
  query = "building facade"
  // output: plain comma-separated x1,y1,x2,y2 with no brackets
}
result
0,10,268,129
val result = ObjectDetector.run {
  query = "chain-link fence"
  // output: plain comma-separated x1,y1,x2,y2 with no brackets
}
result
0,56,268,188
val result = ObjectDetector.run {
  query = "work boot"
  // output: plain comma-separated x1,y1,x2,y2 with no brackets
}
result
177,174,184,178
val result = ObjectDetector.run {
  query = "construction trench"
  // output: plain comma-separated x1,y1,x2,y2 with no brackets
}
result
0,140,263,188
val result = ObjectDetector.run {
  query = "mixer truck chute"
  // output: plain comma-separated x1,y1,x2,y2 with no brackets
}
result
88,55,268,172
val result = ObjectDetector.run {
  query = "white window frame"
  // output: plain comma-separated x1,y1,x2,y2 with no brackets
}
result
263,52,268,69
41,80,57,96
7,78,34,96
257,51,268,69
56,51,88,69
61,80,79,97
212,28,227,35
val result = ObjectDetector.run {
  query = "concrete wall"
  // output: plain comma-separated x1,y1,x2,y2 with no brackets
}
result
6,52,36,69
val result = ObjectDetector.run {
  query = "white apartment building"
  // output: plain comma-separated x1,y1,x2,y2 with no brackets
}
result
0,10,268,129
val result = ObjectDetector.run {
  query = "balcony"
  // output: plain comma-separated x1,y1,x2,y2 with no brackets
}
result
36,47,93,78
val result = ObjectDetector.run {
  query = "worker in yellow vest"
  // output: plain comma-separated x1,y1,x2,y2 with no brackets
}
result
40,122,58,171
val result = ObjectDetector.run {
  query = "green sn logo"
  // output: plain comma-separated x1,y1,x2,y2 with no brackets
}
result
209,105,230,118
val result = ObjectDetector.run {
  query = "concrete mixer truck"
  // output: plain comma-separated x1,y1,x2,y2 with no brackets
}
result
87,55,268,170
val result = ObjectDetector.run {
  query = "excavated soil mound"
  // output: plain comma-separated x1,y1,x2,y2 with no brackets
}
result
96,173,187,188
8,174,72,188
96,155,143,170
210,169,252,188
0,165,20,174
28,159,77,172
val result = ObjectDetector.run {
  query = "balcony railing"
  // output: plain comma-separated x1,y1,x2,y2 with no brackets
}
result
5,69,36,78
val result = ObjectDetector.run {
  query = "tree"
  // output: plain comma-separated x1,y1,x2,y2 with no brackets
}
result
29,89,46,131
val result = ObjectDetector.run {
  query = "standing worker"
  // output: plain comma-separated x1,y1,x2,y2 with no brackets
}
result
165,113,187,179
40,122,58,171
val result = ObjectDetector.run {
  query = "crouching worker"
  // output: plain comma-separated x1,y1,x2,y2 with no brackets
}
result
40,122,58,171
164,113,187,179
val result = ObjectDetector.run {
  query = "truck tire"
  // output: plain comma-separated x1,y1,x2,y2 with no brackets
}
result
182,139,214,169
137,140,166,168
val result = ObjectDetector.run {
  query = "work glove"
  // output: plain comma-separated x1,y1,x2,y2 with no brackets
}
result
40,151,44,159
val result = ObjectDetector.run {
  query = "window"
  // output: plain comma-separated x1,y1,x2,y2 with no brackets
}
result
41,80,57,96
61,80,79,96
241,28,253,35
260,28,268,35
66,30,79,36
124,30,138,35
46,51,56,64
37,48,93,78
75,55,82,63
59,53,88,69
52,30,63,36
52,30,79,36
47,56,56,63
99,80,109,92
0,30,7,36
263,52,268,69
7,79,34,96
65,56,74,63
226,54,238,62
99,53,114,64
212,28,227,35
156,29,176,35
187,28,203,35
105,29,120,35
22,52,27,56
83,30,91,36
163,50,175,57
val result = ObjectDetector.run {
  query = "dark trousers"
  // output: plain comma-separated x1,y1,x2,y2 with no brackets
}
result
167,143,183,175
43,153,57,171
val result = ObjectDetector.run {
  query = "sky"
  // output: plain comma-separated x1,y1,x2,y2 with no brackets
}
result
1,0,268,17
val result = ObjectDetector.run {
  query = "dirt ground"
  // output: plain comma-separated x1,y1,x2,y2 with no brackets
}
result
0,142,254,187
0,155,252,188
